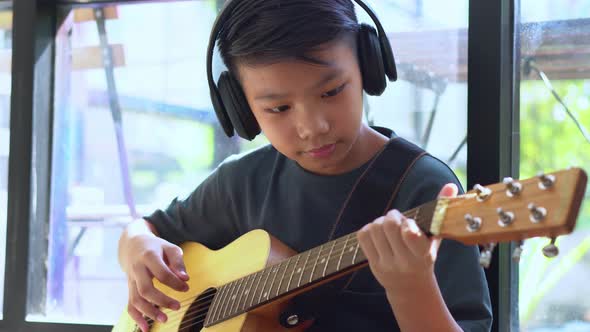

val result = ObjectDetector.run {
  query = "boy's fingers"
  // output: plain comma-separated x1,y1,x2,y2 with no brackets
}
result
164,245,190,281
400,219,429,257
147,258,188,293
438,183,458,198
134,266,181,310
134,294,166,324
358,223,379,262
129,279,167,323
430,237,442,258
127,304,148,332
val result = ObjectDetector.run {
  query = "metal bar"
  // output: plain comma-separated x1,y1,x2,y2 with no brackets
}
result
94,7,138,219
0,322,111,332
28,1,57,317
47,4,69,312
41,0,195,5
3,0,37,327
468,0,519,332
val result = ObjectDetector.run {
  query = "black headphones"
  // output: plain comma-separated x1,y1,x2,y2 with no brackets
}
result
207,0,397,141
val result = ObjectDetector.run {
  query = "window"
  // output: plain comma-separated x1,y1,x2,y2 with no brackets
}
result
517,0,590,330
366,0,469,186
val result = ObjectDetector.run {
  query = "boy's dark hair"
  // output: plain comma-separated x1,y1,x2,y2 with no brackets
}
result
217,0,359,75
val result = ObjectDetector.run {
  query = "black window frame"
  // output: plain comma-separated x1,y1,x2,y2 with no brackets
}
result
3,0,518,331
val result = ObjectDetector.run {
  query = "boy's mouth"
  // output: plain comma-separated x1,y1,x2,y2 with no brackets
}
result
307,143,336,158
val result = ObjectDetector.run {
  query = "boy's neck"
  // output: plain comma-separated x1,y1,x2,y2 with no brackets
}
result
344,124,389,172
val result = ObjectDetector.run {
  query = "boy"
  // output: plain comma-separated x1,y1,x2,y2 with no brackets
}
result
118,0,492,331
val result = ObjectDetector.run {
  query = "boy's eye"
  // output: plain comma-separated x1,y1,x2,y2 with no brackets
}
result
322,83,347,98
266,105,290,113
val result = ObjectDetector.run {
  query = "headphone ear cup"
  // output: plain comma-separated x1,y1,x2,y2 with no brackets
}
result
357,23,387,96
217,71,261,140
379,35,398,81
210,81,235,137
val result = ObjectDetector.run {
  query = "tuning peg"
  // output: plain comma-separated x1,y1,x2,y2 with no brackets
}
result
473,184,492,202
528,203,547,223
503,177,522,197
542,238,559,258
496,207,515,227
537,173,556,190
464,214,482,232
479,243,497,268
512,240,524,263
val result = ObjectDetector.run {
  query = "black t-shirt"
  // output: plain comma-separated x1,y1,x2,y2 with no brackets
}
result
146,128,493,331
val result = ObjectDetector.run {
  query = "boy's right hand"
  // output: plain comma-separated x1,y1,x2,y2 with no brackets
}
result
123,233,190,332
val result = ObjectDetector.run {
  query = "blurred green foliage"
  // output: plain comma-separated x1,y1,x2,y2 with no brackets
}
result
519,79,590,326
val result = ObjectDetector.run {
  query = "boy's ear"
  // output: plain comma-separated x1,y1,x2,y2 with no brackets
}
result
217,71,261,141
357,24,387,96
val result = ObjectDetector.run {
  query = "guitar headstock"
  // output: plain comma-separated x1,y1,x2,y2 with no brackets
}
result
430,167,587,247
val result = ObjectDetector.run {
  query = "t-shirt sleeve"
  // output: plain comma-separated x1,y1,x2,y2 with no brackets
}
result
144,162,241,250
394,155,493,331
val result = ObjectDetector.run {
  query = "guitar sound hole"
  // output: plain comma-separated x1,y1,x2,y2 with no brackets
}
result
181,287,217,331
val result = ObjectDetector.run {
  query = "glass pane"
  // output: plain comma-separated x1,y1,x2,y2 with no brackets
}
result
0,3,12,318
518,1,590,331
366,0,469,186
44,0,468,325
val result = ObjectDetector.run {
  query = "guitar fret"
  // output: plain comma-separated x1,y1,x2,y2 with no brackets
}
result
257,267,273,304
239,273,254,312
248,270,264,308
266,263,281,301
322,240,338,277
309,244,323,283
204,288,217,325
352,238,361,265
337,234,351,271
215,284,232,323
211,284,229,323
221,280,237,320
273,260,288,297
286,253,302,292
229,276,245,316
296,250,313,288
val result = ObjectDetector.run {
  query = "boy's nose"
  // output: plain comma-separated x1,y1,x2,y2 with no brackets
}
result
295,109,330,140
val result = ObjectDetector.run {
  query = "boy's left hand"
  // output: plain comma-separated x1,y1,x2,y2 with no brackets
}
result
357,183,458,291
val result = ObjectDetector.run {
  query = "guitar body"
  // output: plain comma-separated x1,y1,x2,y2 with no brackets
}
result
112,229,310,332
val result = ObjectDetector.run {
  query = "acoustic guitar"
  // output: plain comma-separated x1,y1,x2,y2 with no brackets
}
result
112,167,587,332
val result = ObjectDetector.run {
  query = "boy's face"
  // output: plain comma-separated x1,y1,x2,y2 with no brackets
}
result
237,39,380,175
